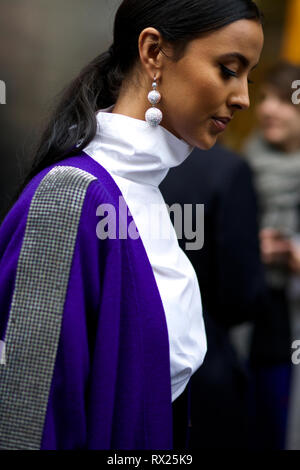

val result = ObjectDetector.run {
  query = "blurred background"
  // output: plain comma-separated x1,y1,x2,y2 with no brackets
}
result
1,0,300,451
0,0,121,218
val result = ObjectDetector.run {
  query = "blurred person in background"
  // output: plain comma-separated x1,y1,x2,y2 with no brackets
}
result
275,206,300,450
243,61,300,449
0,0,264,450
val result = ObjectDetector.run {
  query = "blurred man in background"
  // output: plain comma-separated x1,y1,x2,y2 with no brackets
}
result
243,61,300,449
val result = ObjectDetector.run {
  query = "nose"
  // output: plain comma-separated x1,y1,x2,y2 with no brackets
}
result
227,79,250,112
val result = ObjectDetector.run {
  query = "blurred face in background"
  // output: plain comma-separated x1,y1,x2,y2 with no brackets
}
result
256,84,300,152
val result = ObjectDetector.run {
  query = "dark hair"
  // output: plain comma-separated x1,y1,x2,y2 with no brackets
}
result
262,60,300,103
10,0,263,209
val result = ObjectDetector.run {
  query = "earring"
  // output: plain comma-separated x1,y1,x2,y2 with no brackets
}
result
145,76,163,127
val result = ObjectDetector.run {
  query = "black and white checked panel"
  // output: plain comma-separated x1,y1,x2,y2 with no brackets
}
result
0,166,97,450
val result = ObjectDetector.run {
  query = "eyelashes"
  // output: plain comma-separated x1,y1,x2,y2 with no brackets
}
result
220,64,254,85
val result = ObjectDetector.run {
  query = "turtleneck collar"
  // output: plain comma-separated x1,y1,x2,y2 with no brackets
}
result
83,105,194,187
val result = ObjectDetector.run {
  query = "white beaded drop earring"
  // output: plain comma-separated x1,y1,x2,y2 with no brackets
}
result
145,75,163,127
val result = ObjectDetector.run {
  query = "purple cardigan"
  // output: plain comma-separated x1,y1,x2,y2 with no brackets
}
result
0,153,173,450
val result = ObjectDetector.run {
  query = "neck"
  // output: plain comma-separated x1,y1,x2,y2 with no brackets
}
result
113,83,180,140
113,91,147,122
113,76,149,121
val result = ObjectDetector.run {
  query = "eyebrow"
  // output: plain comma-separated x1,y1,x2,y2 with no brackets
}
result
219,52,258,71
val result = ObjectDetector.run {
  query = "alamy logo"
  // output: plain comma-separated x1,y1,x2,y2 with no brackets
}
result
292,340,300,365
96,196,204,251
291,80,300,105
0,80,6,104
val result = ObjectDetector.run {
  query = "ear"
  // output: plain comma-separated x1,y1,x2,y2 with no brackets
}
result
138,27,165,82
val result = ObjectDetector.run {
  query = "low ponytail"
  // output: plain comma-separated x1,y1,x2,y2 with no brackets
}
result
10,46,124,206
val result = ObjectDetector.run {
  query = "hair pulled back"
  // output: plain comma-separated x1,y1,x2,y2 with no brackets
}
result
13,0,263,205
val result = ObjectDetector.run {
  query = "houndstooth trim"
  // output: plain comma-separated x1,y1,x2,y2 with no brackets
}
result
0,166,97,449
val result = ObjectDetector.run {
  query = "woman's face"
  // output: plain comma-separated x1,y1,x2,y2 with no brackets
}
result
160,19,264,149
256,85,300,151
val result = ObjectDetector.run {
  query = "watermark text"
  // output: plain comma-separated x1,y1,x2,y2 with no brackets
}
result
0,80,6,104
96,196,204,251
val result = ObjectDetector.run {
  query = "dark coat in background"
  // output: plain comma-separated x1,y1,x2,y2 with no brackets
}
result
160,143,271,449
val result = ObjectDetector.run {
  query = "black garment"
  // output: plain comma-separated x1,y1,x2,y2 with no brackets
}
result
250,287,291,366
172,314,251,449
172,382,190,449
161,144,272,449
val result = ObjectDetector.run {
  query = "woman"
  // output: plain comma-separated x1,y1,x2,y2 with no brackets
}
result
0,0,263,450
243,62,300,449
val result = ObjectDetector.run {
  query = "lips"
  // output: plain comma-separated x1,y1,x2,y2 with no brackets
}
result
211,116,231,131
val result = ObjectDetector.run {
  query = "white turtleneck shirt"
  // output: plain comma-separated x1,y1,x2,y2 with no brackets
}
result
83,107,207,401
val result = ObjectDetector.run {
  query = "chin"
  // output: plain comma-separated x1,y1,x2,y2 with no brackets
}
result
195,136,218,150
